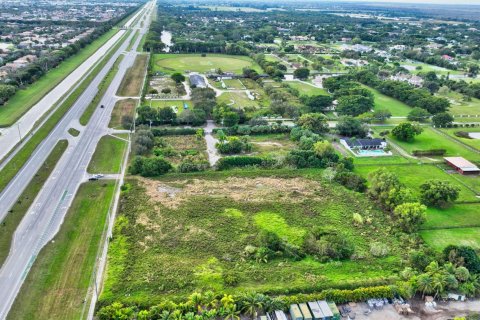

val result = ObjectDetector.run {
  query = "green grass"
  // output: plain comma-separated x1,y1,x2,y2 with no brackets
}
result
0,140,68,267
127,31,139,51
420,228,480,251
68,128,80,137
0,29,129,194
362,85,412,117
137,32,147,52
391,127,480,161
355,164,479,202
8,181,115,320
80,54,124,126
87,135,127,174
399,61,464,76
217,91,260,109
284,81,329,96
0,29,119,127
152,54,262,75
441,127,480,150
100,171,402,305
149,100,192,114
117,54,148,97
438,90,480,116
422,204,480,230
223,79,245,89
109,99,137,129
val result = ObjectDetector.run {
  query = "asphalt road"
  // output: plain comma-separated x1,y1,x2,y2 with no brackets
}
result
0,1,155,318
0,4,145,163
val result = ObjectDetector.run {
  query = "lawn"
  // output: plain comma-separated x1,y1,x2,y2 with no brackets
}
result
355,164,479,202
362,85,412,117
8,181,115,320
0,140,68,267
217,91,260,109
0,28,119,127
247,134,295,157
117,54,148,97
152,54,262,74
391,127,480,162
441,127,480,150
223,79,246,89
420,228,480,251
284,81,329,96
149,100,192,114
109,99,137,129
438,90,480,116
422,203,480,230
87,135,128,174
99,172,402,306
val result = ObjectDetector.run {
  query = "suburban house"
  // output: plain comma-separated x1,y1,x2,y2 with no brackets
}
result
189,74,206,88
343,138,387,150
444,157,480,175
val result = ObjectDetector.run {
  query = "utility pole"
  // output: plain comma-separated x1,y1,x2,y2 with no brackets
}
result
16,123,22,141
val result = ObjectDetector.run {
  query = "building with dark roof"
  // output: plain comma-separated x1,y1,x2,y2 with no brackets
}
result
344,138,386,150
189,74,206,88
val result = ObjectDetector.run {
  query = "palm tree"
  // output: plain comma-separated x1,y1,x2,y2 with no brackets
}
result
188,292,203,313
432,273,448,299
417,273,434,298
220,294,235,309
223,305,241,320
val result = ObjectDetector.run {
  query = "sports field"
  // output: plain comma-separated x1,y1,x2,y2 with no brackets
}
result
152,54,262,74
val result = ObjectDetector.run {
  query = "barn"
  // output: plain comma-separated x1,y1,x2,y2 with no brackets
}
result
444,157,480,175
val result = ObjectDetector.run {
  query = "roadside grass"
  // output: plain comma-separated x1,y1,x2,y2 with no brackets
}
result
354,164,479,202
217,91,260,109
137,32,147,52
284,81,329,96
0,29,129,194
8,181,115,320
422,203,480,230
0,140,68,267
0,29,119,127
109,99,137,129
361,85,412,117
152,54,262,74
87,135,128,174
68,128,80,137
391,127,480,161
420,228,480,251
80,55,125,126
100,172,402,305
117,54,148,97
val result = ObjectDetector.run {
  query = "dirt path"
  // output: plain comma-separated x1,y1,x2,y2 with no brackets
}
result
204,120,220,166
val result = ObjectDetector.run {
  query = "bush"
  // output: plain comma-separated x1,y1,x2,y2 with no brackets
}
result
370,242,390,257
303,228,355,261
216,156,264,170
334,171,366,192
151,128,197,136
178,158,210,173
454,131,472,139
412,149,446,156
129,156,172,177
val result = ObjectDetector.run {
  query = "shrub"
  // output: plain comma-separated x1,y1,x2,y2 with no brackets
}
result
151,128,197,136
178,158,210,173
370,242,390,257
412,149,446,156
216,156,264,170
420,180,460,208
352,212,364,226
454,131,472,139
334,171,366,192
129,156,172,177
303,228,355,261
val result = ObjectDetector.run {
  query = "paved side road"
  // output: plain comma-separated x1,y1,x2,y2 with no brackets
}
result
0,2,154,318
0,5,145,162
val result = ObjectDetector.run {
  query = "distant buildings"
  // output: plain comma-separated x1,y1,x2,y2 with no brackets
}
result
390,73,424,87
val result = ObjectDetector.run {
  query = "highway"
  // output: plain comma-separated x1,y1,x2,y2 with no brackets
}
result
0,1,155,318
0,4,144,162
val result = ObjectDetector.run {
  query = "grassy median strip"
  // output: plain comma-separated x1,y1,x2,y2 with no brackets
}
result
0,140,68,267
127,30,139,51
79,54,125,126
117,54,148,97
8,181,115,320
87,135,128,174
0,29,129,194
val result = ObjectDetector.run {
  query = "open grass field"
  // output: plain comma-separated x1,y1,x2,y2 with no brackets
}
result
87,135,127,174
284,81,329,96
9,181,115,320
355,164,479,202
422,204,480,230
0,28,119,127
441,127,480,150
362,85,412,117
0,140,68,267
217,91,260,109
391,127,480,162
420,228,480,251
149,100,192,114
109,99,137,129
223,79,246,89
152,54,262,75
117,54,148,97
438,90,480,116
100,171,402,305
247,134,295,157
399,60,464,76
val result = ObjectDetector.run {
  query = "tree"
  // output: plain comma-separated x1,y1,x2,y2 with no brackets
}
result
416,273,434,298
129,156,172,177
336,95,374,117
293,68,310,80
407,107,431,122
297,113,329,134
302,95,333,113
432,112,454,127
393,202,427,233
171,73,186,83
0,84,16,103
368,168,402,207
223,112,240,127
313,140,335,158
420,180,460,208
392,122,423,141
336,116,367,137
372,109,392,123
158,106,177,124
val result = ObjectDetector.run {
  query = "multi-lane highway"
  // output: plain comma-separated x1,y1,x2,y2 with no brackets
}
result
0,1,154,318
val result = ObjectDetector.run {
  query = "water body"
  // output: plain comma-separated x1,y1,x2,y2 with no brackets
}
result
161,31,173,52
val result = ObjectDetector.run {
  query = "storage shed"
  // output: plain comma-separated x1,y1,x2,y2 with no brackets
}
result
307,301,324,320
317,301,334,319
274,310,288,320
444,157,480,175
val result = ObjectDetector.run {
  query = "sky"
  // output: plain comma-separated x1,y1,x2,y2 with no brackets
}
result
347,0,480,4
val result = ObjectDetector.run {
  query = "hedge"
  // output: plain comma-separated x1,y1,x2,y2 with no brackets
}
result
412,149,446,156
213,124,292,136
151,128,197,136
